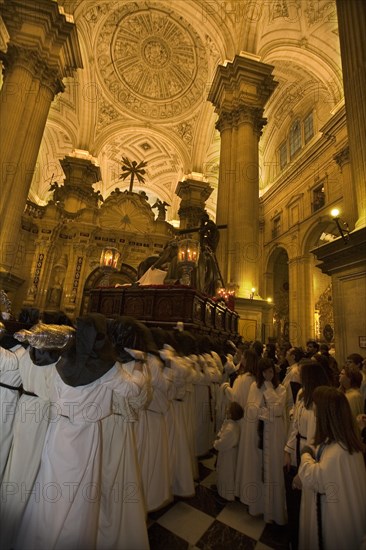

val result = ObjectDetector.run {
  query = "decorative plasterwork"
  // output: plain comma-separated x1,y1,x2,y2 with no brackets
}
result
99,193,154,233
96,97,125,132
96,2,208,121
305,1,337,27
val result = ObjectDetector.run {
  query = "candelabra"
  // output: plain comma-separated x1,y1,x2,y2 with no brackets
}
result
177,239,200,286
100,247,121,269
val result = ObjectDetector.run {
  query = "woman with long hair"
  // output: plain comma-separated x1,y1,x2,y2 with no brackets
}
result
298,386,365,550
221,348,258,409
237,358,287,525
284,360,332,550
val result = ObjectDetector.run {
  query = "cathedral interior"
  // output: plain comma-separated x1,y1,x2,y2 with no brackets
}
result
0,0,365,363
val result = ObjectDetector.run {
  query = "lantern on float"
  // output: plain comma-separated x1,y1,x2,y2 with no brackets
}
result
100,247,121,270
177,239,200,286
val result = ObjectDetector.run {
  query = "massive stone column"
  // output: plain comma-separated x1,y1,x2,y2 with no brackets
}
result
336,0,366,229
0,0,82,279
208,54,277,298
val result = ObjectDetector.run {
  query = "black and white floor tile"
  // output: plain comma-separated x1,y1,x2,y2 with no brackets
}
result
147,455,290,550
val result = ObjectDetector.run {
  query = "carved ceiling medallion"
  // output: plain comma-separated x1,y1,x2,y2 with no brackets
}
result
97,3,208,120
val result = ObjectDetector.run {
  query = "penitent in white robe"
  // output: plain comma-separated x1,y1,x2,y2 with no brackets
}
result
298,442,366,550
15,364,142,550
214,418,240,501
238,380,287,525
0,345,23,482
134,353,171,512
226,372,255,499
0,350,56,550
168,355,195,497
284,394,317,550
97,361,148,550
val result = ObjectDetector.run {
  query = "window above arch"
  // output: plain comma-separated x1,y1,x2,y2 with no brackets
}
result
278,111,315,171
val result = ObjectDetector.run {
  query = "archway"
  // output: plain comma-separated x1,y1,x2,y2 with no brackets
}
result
265,246,289,344
80,263,137,315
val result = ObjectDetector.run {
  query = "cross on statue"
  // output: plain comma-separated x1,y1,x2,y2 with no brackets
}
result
177,214,227,253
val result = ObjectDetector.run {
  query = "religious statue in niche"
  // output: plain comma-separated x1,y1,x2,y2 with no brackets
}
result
315,283,334,342
152,198,170,221
273,281,290,344
47,272,64,308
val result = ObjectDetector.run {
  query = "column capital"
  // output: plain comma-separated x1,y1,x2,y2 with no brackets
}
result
234,105,267,137
333,145,350,171
176,178,213,203
0,0,82,83
215,111,233,133
1,44,65,94
208,54,278,115
216,106,267,137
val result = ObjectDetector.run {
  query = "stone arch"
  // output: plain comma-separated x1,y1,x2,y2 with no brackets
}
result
301,216,339,254
80,263,137,315
264,246,290,344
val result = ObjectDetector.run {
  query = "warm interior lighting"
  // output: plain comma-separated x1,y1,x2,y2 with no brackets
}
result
177,239,200,286
330,209,350,244
249,287,256,300
100,247,121,269
267,297,272,303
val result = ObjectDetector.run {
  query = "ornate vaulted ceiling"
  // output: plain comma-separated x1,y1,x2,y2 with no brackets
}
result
29,0,342,224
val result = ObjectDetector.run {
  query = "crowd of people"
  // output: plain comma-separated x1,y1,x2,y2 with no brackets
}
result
0,311,365,550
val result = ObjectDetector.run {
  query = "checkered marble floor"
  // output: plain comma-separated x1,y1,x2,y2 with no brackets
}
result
147,455,290,550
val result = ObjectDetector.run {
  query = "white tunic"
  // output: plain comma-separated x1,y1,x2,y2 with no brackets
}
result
168,355,195,497
238,380,287,524
15,364,142,550
285,394,317,550
97,362,148,550
134,353,172,512
0,345,24,482
1,350,56,550
194,355,212,457
227,373,255,499
299,443,366,550
214,418,240,501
